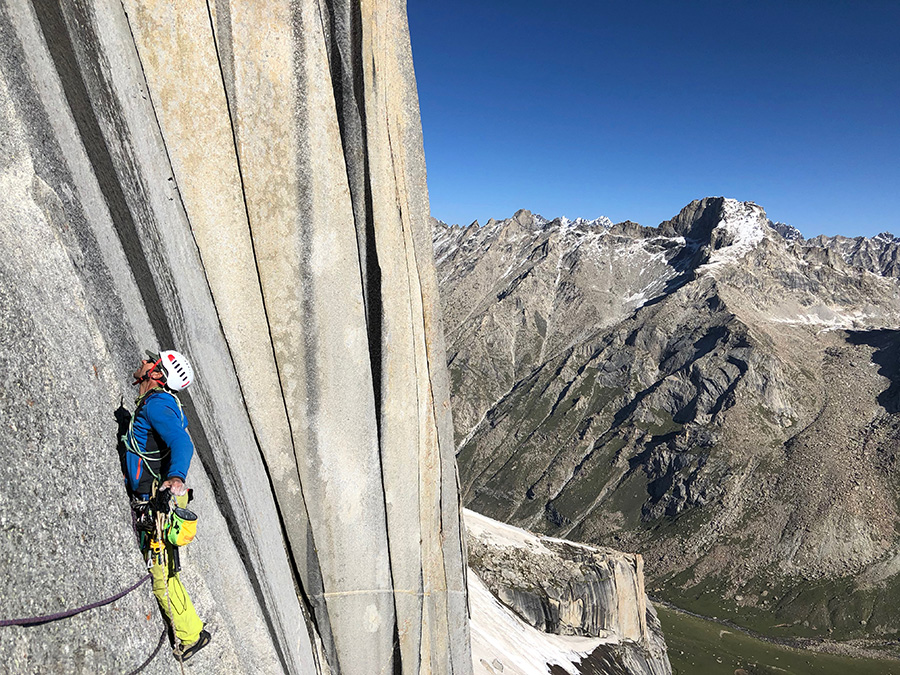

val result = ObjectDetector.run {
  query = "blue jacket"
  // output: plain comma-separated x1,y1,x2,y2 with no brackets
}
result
124,390,194,496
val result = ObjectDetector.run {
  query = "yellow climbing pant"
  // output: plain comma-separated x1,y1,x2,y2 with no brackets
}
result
144,493,204,645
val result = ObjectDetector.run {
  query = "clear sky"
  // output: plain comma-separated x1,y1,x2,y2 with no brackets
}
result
407,1,900,238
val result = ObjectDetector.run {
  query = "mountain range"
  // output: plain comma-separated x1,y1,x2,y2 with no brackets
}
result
433,197,900,647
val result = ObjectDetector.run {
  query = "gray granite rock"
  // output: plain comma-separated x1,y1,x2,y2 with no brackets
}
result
466,510,670,675
0,1,471,673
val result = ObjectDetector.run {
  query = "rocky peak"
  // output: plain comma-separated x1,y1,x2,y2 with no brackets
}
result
874,231,900,245
554,215,615,230
658,196,730,240
513,208,536,227
697,199,770,272
609,220,651,238
768,220,804,241
434,196,900,648
659,197,769,252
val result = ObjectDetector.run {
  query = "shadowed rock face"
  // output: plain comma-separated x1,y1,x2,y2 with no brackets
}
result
0,1,469,673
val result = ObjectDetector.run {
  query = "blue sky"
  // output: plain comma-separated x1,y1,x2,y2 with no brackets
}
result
407,1,900,238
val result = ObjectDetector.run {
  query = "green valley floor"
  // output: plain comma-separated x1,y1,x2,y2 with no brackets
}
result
658,605,900,675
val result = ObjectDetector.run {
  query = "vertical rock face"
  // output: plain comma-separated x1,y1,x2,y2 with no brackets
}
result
465,510,670,675
0,1,470,674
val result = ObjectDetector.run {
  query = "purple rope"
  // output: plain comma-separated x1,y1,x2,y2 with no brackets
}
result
0,573,152,627
126,628,168,675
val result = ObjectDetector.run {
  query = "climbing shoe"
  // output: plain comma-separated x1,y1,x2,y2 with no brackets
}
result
177,629,210,662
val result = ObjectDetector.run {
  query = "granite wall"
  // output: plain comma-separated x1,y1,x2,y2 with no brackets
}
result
0,1,470,673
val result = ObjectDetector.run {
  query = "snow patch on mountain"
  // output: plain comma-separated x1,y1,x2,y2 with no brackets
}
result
698,200,768,273
768,220,804,242
466,508,600,554
768,306,879,329
469,571,611,675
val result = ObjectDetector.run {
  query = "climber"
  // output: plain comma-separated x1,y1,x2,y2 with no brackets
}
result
123,349,210,663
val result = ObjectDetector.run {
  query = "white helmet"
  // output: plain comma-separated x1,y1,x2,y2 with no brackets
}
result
146,349,195,391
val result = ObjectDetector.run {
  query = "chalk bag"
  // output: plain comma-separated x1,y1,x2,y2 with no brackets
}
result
165,507,198,546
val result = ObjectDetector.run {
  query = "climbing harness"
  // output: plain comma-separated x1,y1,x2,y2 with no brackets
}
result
131,498,155,534
139,483,197,555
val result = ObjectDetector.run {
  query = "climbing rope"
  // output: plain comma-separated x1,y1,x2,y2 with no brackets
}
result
0,573,151,627
0,572,167,672
126,628,168,675
0,493,194,673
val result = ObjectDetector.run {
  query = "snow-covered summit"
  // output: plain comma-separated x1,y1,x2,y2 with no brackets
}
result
697,199,769,273
555,215,614,229
520,213,614,230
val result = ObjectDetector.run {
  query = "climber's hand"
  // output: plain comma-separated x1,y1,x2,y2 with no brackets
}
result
161,477,187,496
